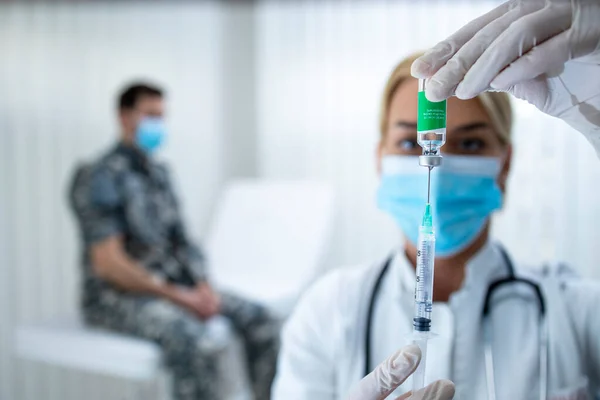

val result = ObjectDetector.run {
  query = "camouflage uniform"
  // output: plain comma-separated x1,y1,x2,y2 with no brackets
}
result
69,143,279,400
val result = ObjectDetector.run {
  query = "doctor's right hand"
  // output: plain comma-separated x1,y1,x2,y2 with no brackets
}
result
346,345,455,400
412,0,600,152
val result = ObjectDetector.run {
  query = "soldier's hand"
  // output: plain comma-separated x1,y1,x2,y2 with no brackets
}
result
195,282,221,316
167,286,213,320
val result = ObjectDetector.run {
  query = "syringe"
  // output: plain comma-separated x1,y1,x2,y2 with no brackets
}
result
412,204,435,391
412,79,446,392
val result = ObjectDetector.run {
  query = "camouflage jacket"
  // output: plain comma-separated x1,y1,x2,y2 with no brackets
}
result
69,143,206,307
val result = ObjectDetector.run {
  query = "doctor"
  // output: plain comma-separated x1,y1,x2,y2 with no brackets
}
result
272,1,600,399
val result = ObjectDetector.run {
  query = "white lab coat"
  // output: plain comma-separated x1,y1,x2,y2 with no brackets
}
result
272,242,600,400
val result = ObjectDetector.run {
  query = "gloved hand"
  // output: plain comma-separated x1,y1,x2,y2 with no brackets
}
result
411,0,600,154
346,345,455,400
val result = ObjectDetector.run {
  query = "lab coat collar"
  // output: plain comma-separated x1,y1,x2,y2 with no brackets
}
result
459,241,505,292
390,240,505,302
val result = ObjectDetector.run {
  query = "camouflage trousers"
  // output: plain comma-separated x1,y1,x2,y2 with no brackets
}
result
83,291,280,400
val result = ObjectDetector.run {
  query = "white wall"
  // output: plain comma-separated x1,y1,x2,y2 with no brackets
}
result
254,0,600,277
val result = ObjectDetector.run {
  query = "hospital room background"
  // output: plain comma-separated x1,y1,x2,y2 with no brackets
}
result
1,0,599,399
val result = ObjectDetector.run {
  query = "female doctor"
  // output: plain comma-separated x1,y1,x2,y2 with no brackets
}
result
272,1,600,399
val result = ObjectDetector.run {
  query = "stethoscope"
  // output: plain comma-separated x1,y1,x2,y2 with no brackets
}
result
363,245,548,400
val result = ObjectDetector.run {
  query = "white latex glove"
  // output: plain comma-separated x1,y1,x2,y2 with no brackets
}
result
346,345,455,400
411,0,600,155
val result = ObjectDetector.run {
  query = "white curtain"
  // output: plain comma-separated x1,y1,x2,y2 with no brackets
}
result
254,0,600,277
0,3,236,399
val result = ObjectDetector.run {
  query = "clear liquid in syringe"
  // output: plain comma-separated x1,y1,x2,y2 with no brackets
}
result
414,204,435,331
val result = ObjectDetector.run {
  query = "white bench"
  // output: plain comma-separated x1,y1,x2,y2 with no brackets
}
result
15,318,167,399
206,180,334,316
15,180,334,399
15,316,253,400
15,316,250,400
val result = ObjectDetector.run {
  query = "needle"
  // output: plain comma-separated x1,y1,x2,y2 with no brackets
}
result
427,166,432,203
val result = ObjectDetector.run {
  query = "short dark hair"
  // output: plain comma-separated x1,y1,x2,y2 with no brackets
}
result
118,82,163,110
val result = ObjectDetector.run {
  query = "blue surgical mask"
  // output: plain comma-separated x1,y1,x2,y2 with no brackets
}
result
135,117,166,153
377,155,503,257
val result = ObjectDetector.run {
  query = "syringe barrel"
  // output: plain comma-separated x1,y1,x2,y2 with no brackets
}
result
417,79,446,156
414,226,435,331
412,337,429,392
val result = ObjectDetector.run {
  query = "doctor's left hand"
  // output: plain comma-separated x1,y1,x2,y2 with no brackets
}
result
346,345,455,400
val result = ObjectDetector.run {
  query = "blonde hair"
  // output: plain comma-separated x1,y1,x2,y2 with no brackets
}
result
379,52,513,145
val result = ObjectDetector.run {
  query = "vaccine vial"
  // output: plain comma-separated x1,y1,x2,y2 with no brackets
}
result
417,79,446,167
